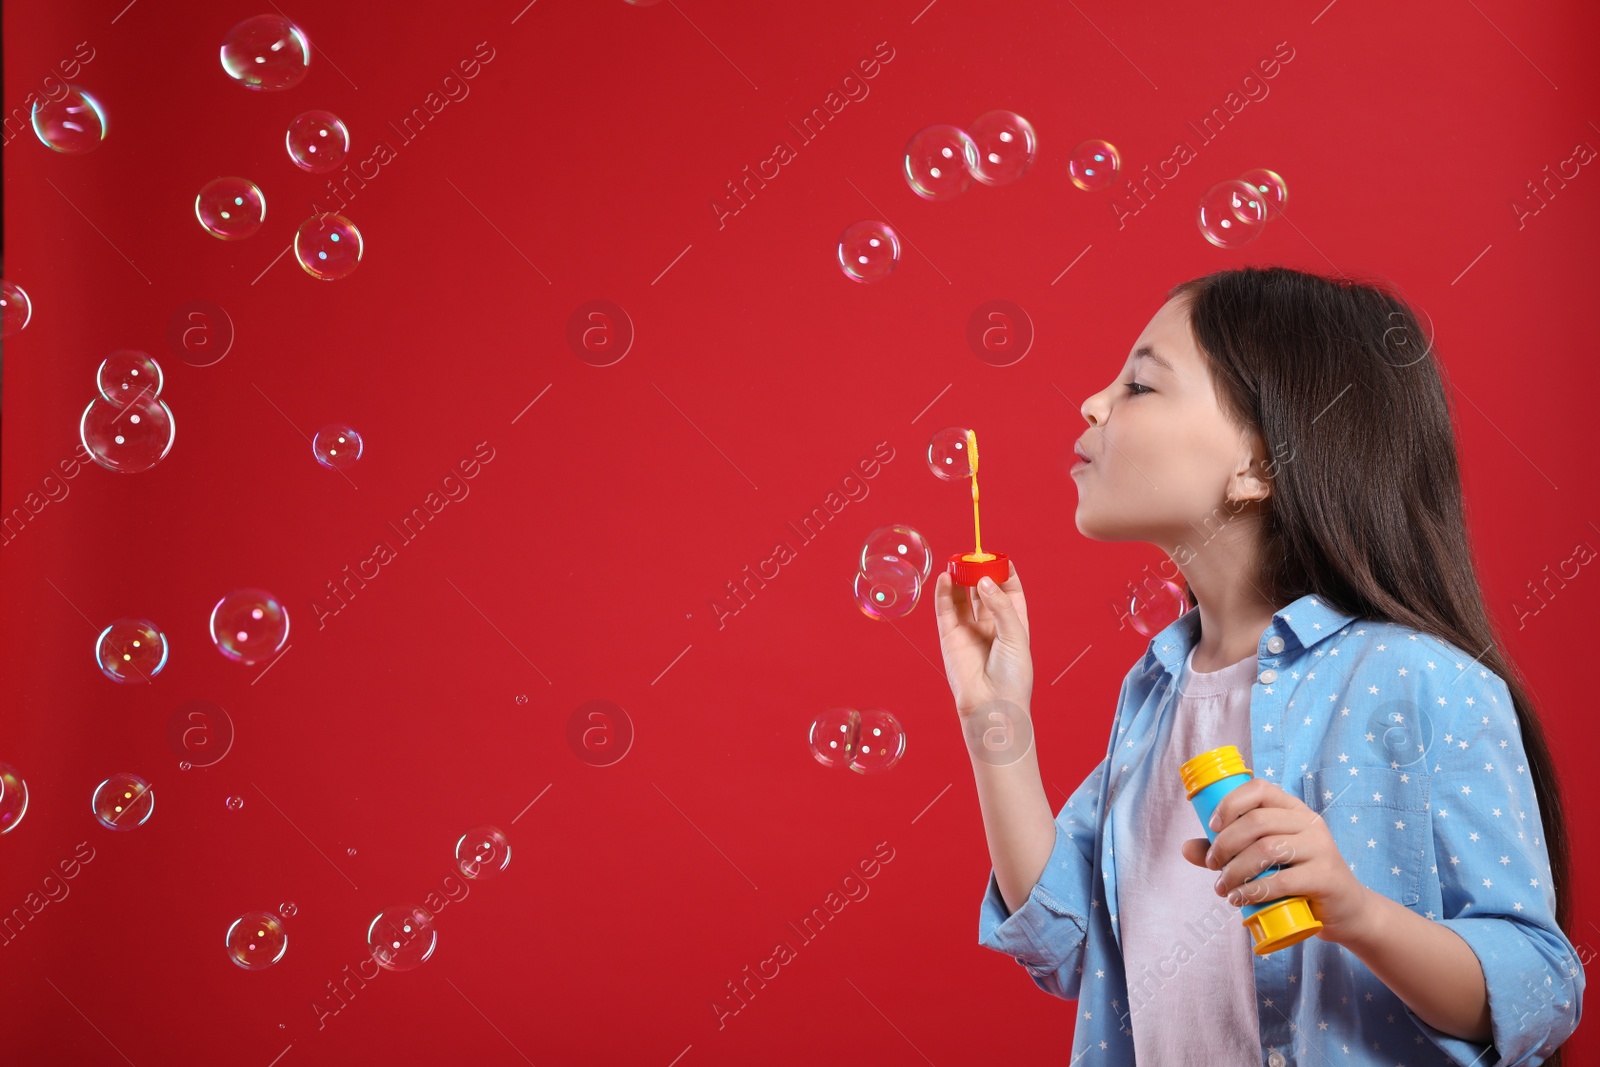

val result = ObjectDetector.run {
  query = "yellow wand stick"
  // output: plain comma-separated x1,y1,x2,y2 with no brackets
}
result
966,429,995,562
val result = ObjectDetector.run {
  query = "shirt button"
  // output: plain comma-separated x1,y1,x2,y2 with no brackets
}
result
1267,1053,1286,1067
1266,636,1285,653
1259,669,1278,684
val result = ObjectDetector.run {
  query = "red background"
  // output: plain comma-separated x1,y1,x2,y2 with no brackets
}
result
3,0,1597,1063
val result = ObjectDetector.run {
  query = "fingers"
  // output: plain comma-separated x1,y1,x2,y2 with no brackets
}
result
1179,837,1211,868
1213,835,1303,903
1206,805,1311,865
974,575,1026,647
1206,778,1300,837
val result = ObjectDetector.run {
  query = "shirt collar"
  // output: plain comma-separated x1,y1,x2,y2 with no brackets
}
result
1143,591,1361,678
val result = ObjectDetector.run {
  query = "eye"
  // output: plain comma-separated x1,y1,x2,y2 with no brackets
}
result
1124,381,1152,396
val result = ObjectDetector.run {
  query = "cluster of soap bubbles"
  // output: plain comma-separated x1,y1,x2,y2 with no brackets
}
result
839,110,1049,285
854,524,933,621
78,341,361,474
825,525,929,774
71,783,504,974
904,109,1039,201
808,707,907,774
824,427,1000,773
196,15,364,280
79,350,176,474
358,828,510,974
96,590,290,686
1198,169,1290,249
228,829,512,971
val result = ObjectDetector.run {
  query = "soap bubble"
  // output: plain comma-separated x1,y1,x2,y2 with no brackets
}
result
279,902,298,919
1197,179,1268,249
225,795,245,811
854,556,921,620
195,177,267,240
1068,139,1120,191
92,772,155,830
221,15,311,91
226,911,288,970
80,393,176,473
0,763,30,835
1128,578,1189,637
97,350,164,404
95,618,169,683
286,110,349,173
1238,167,1289,220
903,124,978,201
455,826,511,879
312,424,362,470
295,213,364,280
860,524,933,581
367,904,437,971
967,110,1037,186
927,426,976,481
210,589,290,665
2,281,34,337
808,707,906,774
31,85,108,153
836,220,900,284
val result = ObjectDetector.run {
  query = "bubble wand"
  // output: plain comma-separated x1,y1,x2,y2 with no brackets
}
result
946,429,1011,587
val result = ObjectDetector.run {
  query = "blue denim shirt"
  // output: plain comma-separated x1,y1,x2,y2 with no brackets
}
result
979,593,1584,1066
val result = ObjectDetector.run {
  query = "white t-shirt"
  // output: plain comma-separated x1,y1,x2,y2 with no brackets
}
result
1119,646,1263,1064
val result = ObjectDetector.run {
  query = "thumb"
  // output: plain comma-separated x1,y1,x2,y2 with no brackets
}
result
975,576,1026,646
1179,838,1211,868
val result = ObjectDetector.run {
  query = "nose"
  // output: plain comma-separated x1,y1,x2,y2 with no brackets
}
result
1080,389,1108,428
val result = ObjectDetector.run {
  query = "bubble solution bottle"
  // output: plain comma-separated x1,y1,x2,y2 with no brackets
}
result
1180,744,1324,954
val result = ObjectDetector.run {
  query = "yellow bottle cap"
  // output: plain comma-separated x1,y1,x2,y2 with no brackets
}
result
1179,744,1251,799
1241,895,1324,954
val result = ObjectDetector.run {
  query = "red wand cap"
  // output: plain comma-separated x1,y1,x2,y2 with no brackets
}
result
947,550,1010,587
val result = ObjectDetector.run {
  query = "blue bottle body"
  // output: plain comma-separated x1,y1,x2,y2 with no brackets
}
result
1189,771,1291,920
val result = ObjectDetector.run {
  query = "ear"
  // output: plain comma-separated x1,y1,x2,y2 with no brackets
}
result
1228,428,1273,504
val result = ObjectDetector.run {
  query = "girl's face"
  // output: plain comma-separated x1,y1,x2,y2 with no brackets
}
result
1071,296,1270,548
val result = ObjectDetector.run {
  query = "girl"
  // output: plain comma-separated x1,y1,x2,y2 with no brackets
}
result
935,266,1582,1066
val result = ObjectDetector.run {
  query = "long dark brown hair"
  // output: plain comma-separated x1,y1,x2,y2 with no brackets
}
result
1169,265,1573,1059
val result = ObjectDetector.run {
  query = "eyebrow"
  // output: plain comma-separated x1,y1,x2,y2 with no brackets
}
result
1132,345,1175,373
